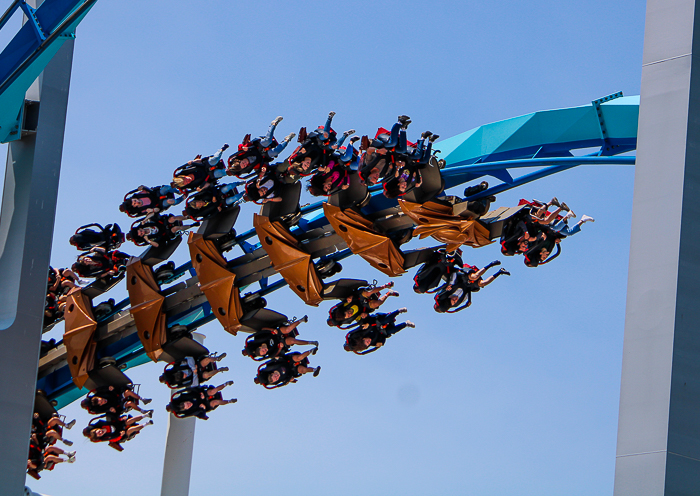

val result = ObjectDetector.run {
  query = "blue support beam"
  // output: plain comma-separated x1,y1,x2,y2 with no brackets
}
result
18,1,46,42
0,0,98,142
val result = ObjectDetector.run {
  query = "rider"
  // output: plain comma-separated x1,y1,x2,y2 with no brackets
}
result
171,144,230,192
182,182,246,220
80,385,152,415
226,117,295,177
327,282,398,327
126,214,198,248
344,309,415,354
413,248,464,294
159,353,228,388
71,247,130,279
165,382,236,420
254,350,320,388
433,261,510,312
119,184,186,218
242,316,318,360
69,223,124,251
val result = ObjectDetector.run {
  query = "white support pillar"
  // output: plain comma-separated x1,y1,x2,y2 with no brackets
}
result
160,333,205,496
614,0,700,494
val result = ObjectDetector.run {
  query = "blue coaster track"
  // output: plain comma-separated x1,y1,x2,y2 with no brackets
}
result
35,93,638,409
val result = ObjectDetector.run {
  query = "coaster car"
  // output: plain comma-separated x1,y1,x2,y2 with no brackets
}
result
70,223,125,251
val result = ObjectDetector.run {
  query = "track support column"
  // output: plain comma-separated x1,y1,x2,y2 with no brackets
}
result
160,333,205,496
0,36,74,493
614,0,700,494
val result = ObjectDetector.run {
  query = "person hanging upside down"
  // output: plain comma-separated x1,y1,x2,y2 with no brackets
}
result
83,412,153,450
80,384,152,415
327,282,399,327
126,214,199,248
383,159,423,198
171,144,229,192
344,308,415,354
254,350,320,388
413,248,464,294
306,159,351,196
244,169,283,203
226,117,295,177
283,113,351,181
159,353,228,389
182,182,246,220
27,445,76,480
41,421,73,447
434,261,510,312
358,115,417,185
71,247,130,279
165,382,237,420
501,197,593,267
69,223,125,251
119,184,187,218
47,266,81,294
242,316,319,360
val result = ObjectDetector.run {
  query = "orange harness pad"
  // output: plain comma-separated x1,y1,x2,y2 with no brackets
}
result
323,203,406,277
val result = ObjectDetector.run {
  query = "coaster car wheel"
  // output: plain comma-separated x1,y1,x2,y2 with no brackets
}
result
241,294,267,313
315,259,336,274
316,260,343,279
94,298,115,320
279,209,302,228
98,356,116,368
154,262,176,285
217,230,238,252
167,324,190,341
393,228,414,246
325,263,343,278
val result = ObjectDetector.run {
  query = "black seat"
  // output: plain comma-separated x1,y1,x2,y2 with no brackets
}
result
261,182,302,225
321,279,368,300
328,171,370,209
479,205,529,240
83,364,133,391
238,308,288,334
402,157,445,204
199,205,240,240
140,237,183,266
403,247,439,270
160,335,210,363
82,273,126,300
34,391,58,420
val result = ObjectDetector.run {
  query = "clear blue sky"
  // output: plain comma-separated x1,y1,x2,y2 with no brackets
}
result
12,0,647,494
